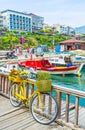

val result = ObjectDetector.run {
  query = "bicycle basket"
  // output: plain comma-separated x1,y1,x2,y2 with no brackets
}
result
36,80,52,92
8,75,22,82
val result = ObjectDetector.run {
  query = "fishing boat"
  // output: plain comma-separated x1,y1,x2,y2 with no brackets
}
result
48,53,74,67
48,53,85,68
18,59,82,76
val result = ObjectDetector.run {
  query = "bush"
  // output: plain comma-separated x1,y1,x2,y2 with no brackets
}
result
36,71,52,92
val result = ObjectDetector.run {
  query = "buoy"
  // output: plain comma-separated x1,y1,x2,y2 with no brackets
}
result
78,72,81,77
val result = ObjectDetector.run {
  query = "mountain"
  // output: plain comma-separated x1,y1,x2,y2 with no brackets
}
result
75,26,85,34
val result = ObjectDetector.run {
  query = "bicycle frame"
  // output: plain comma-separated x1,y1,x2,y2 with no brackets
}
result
9,70,58,125
14,81,43,107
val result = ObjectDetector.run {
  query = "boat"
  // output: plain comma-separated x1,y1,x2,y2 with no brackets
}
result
0,62,19,74
48,53,85,68
72,55,85,62
48,53,73,67
18,59,81,76
49,56,67,66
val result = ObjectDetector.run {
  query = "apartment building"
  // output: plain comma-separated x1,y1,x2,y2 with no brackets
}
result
0,14,3,29
60,25,75,36
1,9,32,32
29,13,44,32
43,24,75,36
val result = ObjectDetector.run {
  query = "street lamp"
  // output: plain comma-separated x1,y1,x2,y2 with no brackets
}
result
52,27,55,51
52,34,55,46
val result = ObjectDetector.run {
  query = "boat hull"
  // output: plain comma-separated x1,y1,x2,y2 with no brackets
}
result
19,59,78,75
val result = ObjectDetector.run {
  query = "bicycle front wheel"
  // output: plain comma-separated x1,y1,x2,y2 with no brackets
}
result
31,93,58,125
10,83,22,107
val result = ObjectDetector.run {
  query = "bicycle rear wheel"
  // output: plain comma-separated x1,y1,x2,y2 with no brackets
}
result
10,83,22,107
31,93,58,125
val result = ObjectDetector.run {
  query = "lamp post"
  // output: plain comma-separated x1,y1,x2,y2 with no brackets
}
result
52,27,55,52
53,34,55,46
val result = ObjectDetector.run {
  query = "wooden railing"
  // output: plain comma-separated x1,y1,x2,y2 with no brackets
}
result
0,73,85,129
53,85,85,126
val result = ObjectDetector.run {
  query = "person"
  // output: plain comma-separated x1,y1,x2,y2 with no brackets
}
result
37,46,42,54
67,58,73,67
67,62,73,67
24,50,28,58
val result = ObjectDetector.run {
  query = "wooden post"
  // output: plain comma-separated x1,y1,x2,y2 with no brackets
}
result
6,76,9,94
56,90,62,118
0,75,2,91
75,96,79,126
3,76,6,93
65,93,70,122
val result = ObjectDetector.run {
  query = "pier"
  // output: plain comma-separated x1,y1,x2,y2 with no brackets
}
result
0,73,85,130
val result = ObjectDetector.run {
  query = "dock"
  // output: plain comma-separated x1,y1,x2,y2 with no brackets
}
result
0,96,65,130
0,53,85,130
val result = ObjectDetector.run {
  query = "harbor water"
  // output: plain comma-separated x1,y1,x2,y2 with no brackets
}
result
51,68,85,107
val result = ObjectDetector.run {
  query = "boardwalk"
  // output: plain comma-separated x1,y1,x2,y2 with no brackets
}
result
0,96,61,130
0,69,85,130
0,96,84,130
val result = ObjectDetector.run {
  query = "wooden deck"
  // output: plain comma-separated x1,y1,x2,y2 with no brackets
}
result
0,96,62,130
0,72,85,130
0,95,85,130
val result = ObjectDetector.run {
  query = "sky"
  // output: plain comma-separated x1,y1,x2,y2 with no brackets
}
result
0,0,85,28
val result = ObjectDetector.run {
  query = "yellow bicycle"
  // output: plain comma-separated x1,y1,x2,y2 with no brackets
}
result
8,69,58,125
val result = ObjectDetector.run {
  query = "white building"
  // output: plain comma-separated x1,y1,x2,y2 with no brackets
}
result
1,9,32,32
29,13,44,32
0,14,3,29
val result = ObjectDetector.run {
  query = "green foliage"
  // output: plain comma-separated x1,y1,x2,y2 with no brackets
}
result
0,30,71,50
36,71,52,92
37,71,51,80
0,44,5,50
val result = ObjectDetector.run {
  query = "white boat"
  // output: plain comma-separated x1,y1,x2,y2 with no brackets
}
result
48,54,72,67
49,53,85,66
0,61,36,79
0,62,19,74
72,55,85,62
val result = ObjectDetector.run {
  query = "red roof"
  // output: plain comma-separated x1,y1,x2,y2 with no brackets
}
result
59,39,85,44
29,13,38,16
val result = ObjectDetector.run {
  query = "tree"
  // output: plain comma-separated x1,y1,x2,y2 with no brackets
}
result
5,31,15,50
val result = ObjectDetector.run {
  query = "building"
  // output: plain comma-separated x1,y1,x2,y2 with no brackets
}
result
1,9,32,32
0,14,3,29
52,24,61,33
43,23,52,30
29,13,44,32
43,24,75,36
60,25,75,36
52,24,75,36
59,39,85,51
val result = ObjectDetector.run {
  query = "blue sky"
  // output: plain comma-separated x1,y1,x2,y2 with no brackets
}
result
0,0,85,27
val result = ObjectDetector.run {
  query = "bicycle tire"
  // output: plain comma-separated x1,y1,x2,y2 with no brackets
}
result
30,93,58,125
9,83,22,107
